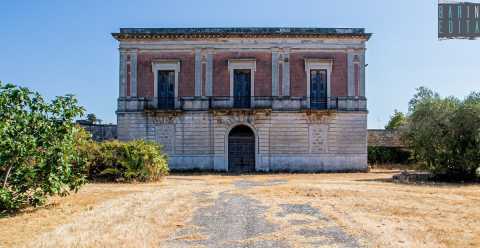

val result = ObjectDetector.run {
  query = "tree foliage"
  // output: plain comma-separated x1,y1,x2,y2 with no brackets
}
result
404,87,480,181
86,113,97,124
385,109,407,130
0,82,88,212
368,147,411,165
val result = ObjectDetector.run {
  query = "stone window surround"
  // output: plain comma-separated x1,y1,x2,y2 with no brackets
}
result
304,58,333,107
228,59,256,98
152,59,180,107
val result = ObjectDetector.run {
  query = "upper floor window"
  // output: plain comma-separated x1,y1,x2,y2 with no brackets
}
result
157,70,175,109
228,59,256,108
305,59,332,109
152,60,180,109
233,69,252,108
310,69,328,109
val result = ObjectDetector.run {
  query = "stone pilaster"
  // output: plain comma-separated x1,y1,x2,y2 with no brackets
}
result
271,50,280,96
119,50,127,98
129,51,137,97
282,50,290,96
194,48,202,96
347,52,355,97
360,52,366,97
205,51,214,96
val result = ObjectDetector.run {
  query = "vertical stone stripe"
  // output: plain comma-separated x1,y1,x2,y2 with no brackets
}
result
271,52,279,96
130,52,137,97
278,63,283,96
347,53,355,96
206,53,213,96
282,53,290,96
354,63,360,96
360,53,366,96
201,62,206,96
194,49,202,96
119,51,126,97
126,60,131,96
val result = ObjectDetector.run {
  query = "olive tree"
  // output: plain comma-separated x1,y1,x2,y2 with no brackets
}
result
404,87,480,181
0,82,88,212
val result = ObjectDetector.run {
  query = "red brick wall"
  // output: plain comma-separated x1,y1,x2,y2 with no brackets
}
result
289,52,348,97
137,52,195,97
213,52,272,96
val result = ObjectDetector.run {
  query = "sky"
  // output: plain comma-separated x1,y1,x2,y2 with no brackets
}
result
1,0,479,128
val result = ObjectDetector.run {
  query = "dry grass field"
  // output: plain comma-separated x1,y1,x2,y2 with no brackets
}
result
1,170,479,248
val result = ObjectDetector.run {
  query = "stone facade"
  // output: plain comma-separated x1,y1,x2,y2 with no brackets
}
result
113,27,371,172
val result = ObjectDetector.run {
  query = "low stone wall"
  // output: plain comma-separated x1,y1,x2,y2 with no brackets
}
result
368,129,404,148
393,171,434,184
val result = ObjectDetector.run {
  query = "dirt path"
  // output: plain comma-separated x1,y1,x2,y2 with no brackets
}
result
2,171,480,248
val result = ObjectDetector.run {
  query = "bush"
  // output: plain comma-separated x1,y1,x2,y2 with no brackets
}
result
85,140,168,182
404,87,480,181
0,82,88,213
368,146,411,165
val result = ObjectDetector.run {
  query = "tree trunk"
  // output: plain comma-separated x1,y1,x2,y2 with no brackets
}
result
2,164,13,188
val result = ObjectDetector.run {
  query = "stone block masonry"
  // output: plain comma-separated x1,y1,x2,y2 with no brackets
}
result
117,111,367,172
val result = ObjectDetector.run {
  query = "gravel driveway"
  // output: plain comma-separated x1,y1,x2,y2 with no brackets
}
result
164,179,360,248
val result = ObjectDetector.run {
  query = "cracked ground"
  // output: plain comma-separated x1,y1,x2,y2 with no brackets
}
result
2,171,480,248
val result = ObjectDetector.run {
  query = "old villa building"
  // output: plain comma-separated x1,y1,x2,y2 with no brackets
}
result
112,27,371,172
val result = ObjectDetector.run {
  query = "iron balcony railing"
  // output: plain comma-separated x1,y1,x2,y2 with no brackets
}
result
118,96,367,112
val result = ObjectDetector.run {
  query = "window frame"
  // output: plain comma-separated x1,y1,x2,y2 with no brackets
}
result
228,59,256,98
304,59,333,108
152,60,181,108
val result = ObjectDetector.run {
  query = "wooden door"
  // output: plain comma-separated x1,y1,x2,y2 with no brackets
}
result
310,69,328,109
228,125,255,173
233,69,251,108
157,70,175,109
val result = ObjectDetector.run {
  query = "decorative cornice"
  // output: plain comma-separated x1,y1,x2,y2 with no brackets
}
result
112,27,372,41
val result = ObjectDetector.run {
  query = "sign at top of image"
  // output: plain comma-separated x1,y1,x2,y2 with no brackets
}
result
438,0,480,39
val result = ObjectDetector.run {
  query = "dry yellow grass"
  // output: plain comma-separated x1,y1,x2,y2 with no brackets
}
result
1,170,479,248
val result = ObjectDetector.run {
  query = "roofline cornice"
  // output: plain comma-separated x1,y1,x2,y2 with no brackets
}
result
112,33,372,41
111,27,372,41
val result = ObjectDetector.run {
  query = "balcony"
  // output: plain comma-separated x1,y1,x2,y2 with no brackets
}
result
117,96,367,113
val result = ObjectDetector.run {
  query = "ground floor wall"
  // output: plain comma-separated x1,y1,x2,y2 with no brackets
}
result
117,110,368,172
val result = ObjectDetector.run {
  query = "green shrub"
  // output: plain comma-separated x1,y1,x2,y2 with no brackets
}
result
0,82,88,213
368,146,411,165
85,140,168,182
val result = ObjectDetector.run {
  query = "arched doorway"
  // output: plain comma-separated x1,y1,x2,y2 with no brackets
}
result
228,125,255,173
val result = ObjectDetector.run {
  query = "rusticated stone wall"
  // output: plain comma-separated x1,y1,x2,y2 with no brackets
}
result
117,111,368,172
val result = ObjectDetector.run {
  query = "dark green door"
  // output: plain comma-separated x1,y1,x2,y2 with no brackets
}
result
158,70,175,109
310,69,328,109
233,69,251,108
